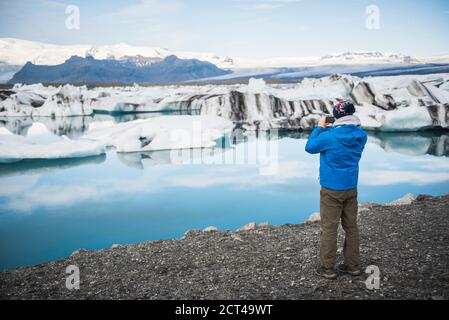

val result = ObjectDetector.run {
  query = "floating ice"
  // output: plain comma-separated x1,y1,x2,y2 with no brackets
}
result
0,84,93,117
83,115,233,152
0,133,105,163
2,73,449,131
246,78,267,94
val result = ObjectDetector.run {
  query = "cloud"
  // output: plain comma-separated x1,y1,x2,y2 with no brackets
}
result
0,0,66,17
232,0,301,11
97,0,183,22
360,170,449,186
39,0,67,9
166,160,317,188
0,157,316,212
91,0,188,48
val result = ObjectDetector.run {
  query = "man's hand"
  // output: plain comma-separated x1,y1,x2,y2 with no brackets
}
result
318,117,328,128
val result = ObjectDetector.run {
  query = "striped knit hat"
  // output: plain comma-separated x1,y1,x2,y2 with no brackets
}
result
333,100,356,119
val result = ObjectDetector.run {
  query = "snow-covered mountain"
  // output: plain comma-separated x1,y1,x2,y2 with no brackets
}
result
0,38,236,68
1,38,449,83
3,38,449,69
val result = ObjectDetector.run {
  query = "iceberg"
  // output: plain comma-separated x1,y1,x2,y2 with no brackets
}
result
87,74,448,131
1,73,449,132
0,84,93,117
0,134,105,163
0,115,232,162
0,123,105,163
194,75,449,131
83,115,233,152
87,84,231,114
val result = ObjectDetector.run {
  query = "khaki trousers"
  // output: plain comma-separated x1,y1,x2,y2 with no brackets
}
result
320,186,359,269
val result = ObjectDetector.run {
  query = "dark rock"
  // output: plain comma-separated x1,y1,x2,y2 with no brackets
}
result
415,194,434,202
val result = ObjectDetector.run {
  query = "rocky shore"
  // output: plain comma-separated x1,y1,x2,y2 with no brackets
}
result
1,193,448,300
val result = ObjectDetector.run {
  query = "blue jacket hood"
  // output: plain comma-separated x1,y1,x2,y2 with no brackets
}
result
331,125,367,148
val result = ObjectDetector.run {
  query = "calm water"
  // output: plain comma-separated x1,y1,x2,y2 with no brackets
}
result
1,115,449,270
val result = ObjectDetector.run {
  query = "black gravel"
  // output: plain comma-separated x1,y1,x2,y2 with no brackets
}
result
1,193,448,300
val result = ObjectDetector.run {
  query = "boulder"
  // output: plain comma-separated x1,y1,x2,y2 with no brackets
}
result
237,222,257,232
308,212,321,222
202,226,219,233
386,193,415,206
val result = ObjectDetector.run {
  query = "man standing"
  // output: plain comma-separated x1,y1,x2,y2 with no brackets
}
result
305,100,367,280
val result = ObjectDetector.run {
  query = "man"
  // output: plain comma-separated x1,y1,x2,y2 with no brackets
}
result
305,100,367,280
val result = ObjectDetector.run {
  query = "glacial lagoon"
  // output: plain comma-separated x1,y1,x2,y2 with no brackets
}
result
0,114,449,270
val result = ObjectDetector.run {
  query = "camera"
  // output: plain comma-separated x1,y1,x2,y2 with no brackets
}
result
325,116,335,124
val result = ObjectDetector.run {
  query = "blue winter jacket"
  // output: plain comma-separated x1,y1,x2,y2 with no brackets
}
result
305,124,367,191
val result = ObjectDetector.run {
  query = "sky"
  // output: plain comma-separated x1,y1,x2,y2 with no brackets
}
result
0,0,448,58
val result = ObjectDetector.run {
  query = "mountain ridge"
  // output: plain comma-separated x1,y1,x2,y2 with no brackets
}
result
8,55,231,84
2,38,449,69
2,38,449,84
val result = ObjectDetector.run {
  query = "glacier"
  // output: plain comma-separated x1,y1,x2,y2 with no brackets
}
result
1,73,448,131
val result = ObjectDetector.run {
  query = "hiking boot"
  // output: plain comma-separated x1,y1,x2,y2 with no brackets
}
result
337,264,361,276
316,266,338,280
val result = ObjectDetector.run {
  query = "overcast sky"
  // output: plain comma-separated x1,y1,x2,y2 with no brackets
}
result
0,0,448,58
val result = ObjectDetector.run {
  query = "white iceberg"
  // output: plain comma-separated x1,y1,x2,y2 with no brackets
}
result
356,105,436,131
88,84,231,114
0,135,105,163
246,77,267,94
0,84,93,117
87,73,444,131
2,73,449,132
0,123,105,163
83,115,233,152
195,73,449,131
90,87,167,113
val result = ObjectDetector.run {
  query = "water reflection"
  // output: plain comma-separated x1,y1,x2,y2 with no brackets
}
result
0,155,106,178
367,130,449,157
116,151,175,170
0,110,199,138
0,116,92,138
279,130,449,157
1,114,448,177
